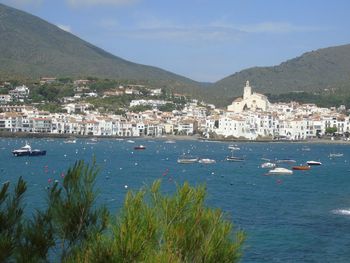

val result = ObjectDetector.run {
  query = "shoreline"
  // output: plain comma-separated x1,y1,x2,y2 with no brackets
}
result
0,131,349,144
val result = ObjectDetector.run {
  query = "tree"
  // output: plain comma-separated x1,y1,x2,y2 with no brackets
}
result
0,161,244,262
69,181,245,263
325,126,337,134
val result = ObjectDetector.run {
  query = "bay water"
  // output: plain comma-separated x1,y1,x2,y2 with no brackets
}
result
1,138,350,262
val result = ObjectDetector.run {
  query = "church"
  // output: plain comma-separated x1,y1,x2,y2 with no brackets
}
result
227,81,270,113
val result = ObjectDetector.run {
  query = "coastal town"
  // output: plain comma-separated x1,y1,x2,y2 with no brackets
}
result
0,78,348,140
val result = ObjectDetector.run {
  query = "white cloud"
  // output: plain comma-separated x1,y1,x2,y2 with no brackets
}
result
126,26,244,43
210,19,324,34
57,24,72,33
66,0,138,8
238,22,323,33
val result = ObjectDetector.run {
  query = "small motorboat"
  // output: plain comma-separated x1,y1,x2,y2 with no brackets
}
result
268,167,293,175
329,153,343,158
12,143,46,157
261,162,276,168
292,165,311,170
64,139,76,144
276,159,296,164
164,140,176,144
301,147,311,151
306,161,322,166
228,144,240,150
177,156,199,164
134,145,146,150
198,158,216,164
226,156,244,162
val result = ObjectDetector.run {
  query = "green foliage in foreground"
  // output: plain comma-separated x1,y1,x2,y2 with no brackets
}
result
0,160,244,262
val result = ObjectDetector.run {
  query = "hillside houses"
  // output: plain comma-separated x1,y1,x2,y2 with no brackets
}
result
0,80,349,140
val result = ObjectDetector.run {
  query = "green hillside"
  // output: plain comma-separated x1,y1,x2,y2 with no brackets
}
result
0,3,203,94
213,44,350,106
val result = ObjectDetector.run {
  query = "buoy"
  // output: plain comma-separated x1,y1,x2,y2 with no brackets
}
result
61,173,65,178
135,162,138,166
48,178,52,183
124,185,128,189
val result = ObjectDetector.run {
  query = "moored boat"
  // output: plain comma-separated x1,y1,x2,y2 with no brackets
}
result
226,156,244,162
12,143,46,157
198,158,216,164
261,162,276,168
177,156,198,164
329,153,343,158
292,165,311,170
268,167,293,175
276,159,296,164
64,139,76,144
306,160,322,166
228,144,240,150
134,145,146,150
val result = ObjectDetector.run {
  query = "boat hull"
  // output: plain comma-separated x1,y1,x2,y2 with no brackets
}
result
306,161,322,166
226,157,244,162
177,159,198,164
12,150,46,157
292,166,310,170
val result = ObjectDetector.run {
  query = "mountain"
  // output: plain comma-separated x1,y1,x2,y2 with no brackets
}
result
0,3,203,94
213,44,350,106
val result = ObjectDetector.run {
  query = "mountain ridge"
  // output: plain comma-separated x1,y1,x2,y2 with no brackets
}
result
0,3,202,93
212,44,350,106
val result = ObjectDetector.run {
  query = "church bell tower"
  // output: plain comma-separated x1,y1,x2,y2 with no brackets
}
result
243,80,251,100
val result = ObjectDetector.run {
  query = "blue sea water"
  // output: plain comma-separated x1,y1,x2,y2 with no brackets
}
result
1,138,350,262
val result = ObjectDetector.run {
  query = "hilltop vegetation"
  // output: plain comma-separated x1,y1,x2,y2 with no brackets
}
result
0,3,203,95
1,3,350,108
212,44,350,106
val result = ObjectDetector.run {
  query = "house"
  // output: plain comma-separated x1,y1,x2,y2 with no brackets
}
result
9,85,30,101
40,77,57,85
0,95,12,104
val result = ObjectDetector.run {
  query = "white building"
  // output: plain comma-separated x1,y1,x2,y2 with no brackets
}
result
0,95,12,104
9,85,30,101
227,81,269,113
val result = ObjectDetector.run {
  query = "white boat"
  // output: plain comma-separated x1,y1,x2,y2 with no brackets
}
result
12,142,46,157
261,162,276,168
329,153,343,158
306,160,322,165
134,145,146,150
198,158,216,164
276,159,296,164
127,140,135,143
164,140,176,144
177,156,199,164
268,167,293,175
226,156,244,162
64,139,76,144
228,144,240,150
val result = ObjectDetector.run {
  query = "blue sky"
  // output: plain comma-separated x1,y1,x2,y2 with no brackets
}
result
1,0,350,82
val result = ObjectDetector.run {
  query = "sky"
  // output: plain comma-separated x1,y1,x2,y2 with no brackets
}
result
1,0,350,82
